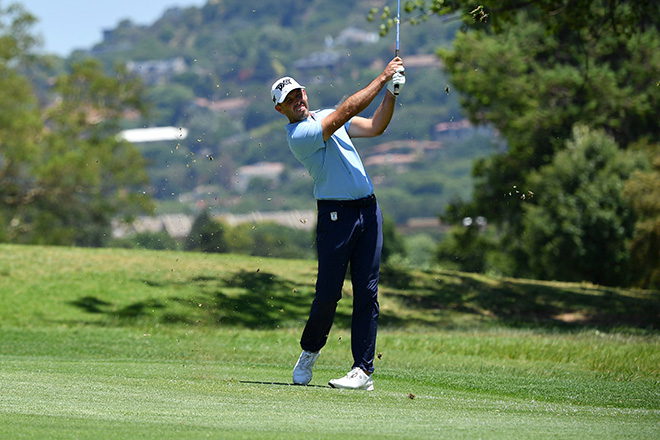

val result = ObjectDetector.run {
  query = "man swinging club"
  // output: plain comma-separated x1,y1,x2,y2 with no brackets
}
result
271,56,405,390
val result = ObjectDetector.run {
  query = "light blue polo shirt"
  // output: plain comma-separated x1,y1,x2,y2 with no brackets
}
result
286,109,374,200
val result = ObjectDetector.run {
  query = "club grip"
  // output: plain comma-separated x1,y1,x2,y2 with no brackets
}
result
394,49,400,95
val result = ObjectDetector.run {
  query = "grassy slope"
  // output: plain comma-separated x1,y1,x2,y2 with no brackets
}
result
2,244,658,331
1,244,659,439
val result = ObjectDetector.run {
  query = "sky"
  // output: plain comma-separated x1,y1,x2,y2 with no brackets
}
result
17,0,207,56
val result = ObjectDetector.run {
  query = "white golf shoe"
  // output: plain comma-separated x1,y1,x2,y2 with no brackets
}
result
292,350,320,385
328,367,374,391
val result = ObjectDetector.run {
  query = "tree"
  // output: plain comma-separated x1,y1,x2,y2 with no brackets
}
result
440,5,660,227
521,125,645,286
0,4,42,241
24,59,151,246
622,146,660,289
378,1,660,285
1,5,153,246
186,209,228,253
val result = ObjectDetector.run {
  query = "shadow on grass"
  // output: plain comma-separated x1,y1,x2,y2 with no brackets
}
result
164,270,328,328
67,265,659,332
68,270,352,330
69,296,112,314
380,266,660,331
238,380,330,388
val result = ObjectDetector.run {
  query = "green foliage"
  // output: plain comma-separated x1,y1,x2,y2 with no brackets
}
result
44,0,477,228
0,9,152,246
186,210,315,259
30,59,151,246
623,146,660,289
145,83,195,126
378,1,660,35
222,222,256,255
373,132,498,224
109,231,180,251
232,222,315,260
442,10,660,229
521,126,645,286
389,0,660,286
16,1,659,288
183,210,404,263
434,223,495,273
381,213,406,263
403,233,439,268
185,209,228,252
0,6,42,235
0,2,39,60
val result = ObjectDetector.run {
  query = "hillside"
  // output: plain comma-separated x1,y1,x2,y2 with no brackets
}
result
2,244,658,332
43,0,498,227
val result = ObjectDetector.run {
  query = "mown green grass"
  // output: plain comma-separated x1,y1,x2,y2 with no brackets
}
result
1,244,659,439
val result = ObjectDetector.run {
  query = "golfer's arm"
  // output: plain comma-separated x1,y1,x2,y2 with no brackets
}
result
322,74,389,141
347,91,396,138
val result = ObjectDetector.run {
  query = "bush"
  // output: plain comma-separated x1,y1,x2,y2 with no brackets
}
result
186,210,228,253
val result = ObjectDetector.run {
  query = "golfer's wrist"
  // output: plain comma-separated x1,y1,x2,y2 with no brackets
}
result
379,73,390,87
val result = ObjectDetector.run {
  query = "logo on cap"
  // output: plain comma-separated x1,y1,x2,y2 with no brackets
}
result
271,77,304,104
273,78,293,103
275,78,292,92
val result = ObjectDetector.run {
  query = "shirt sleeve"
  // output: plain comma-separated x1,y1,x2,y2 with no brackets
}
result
287,117,325,161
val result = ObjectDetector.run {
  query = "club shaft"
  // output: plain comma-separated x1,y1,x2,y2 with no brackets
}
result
395,0,400,53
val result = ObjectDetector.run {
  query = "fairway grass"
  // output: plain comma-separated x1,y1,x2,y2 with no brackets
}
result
1,244,659,438
1,327,658,439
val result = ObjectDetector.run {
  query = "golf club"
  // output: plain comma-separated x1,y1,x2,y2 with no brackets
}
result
394,0,400,95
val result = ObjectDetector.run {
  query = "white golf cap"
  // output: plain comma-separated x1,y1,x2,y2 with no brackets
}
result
270,76,305,104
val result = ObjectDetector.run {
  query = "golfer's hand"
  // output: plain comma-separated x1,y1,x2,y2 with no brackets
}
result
384,57,404,79
387,67,406,96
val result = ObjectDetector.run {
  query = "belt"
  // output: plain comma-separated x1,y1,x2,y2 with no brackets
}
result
317,194,377,209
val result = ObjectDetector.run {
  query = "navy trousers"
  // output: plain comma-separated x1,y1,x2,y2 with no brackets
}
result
300,196,383,374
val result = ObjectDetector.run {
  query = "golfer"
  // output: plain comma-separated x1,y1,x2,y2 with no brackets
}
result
270,56,405,390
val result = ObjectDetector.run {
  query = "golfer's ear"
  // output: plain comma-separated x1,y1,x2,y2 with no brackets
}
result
275,104,284,114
